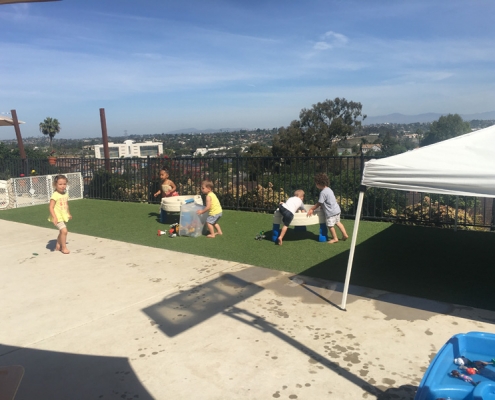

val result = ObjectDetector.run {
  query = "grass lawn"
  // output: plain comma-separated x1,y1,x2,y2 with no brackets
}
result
2,199,495,311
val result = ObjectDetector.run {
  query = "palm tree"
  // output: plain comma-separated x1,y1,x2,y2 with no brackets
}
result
39,117,61,152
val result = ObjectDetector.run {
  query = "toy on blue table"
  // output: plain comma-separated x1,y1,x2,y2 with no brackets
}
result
459,365,477,375
255,231,265,240
454,356,495,369
456,357,495,380
450,370,480,386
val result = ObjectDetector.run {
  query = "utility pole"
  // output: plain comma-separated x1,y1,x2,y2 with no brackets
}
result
11,110,27,161
99,108,111,172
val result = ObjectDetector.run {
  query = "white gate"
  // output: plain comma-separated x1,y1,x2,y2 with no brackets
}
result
0,173,84,210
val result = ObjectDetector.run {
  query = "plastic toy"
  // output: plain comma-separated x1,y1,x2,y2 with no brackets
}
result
169,223,179,237
458,363,495,380
157,230,167,236
255,231,265,240
459,366,478,375
179,201,207,237
450,370,479,386
416,332,495,400
454,356,495,370
272,205,328,242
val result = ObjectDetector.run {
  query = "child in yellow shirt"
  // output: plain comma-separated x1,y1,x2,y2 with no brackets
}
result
197,180,223,238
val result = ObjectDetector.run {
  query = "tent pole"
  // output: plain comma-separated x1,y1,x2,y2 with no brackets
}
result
454,196,459,232
341,188,365,311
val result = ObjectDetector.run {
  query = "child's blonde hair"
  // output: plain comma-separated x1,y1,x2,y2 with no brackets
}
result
294,189,305,197
53,175,68,188
202,180,214,190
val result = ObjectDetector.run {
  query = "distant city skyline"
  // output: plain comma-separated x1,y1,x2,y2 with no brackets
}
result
1,0,494,139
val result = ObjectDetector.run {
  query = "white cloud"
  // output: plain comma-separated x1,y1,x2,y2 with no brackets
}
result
313,41,332,50
313,31,349,50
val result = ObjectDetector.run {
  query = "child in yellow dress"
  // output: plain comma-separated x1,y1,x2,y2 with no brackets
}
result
48,175,72,254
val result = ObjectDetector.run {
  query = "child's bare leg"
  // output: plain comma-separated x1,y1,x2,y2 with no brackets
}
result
59,228,70,254
336,222,349,240
277,225,288,245
327,226,338,243
206,223,216,238
214,223,222,235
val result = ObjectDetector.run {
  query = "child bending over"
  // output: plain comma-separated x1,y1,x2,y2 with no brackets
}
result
276,189,306,246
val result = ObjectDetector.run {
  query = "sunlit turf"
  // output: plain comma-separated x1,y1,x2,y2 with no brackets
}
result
1,199,495,311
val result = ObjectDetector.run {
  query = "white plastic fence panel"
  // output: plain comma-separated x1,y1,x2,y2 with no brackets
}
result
0,180,10,209
9,173,83,209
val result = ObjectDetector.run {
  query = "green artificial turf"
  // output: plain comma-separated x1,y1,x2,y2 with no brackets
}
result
2,199,495,311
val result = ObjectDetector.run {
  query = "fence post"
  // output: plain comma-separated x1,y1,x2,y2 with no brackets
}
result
147,156,152,204
236,156,240,211
360,150,365,177
80,157,85,197
491,198,495,231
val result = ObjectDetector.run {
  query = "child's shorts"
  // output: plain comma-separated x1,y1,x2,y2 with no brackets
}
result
207,213,222,225
56,221,67,230
326,213,341,227
278,205,294,227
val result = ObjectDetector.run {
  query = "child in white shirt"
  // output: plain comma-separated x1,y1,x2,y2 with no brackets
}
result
276,190,306,246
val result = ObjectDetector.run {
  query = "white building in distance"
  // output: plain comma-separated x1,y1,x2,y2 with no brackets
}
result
94,140,163,159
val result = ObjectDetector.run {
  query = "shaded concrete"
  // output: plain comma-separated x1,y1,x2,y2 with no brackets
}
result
1,220,494,400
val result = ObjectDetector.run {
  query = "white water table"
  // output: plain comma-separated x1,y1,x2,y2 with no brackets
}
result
272,205,328,242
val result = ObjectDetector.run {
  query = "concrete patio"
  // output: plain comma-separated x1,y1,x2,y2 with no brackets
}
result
1,219,494,400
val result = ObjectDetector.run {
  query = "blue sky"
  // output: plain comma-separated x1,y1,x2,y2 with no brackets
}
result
1,0,494,139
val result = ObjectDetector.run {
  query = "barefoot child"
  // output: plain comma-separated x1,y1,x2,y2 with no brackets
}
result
307,173,349,244
49,175,72,254
154,167,178,198
197,180,223,238
276,190,306,246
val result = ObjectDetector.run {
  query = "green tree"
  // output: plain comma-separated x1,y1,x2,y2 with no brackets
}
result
243,142,272,157
272,98,366,157
39,117,61,152
242,143,273,181
421,114,470,147
377,133,407,157
272,120,306,157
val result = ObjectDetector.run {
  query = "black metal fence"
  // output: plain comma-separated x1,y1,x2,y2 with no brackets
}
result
1,156,494,230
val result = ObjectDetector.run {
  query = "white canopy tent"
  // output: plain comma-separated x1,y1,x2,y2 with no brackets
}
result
341,124,495,310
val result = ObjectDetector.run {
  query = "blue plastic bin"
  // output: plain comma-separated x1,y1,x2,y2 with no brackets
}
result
415,332,495,400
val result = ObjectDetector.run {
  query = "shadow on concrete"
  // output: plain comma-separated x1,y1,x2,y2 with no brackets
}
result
224,306,387,398
142,270,390,398
377,384,417,400
289,271,495,325
142,273,264,337
0,344,153,400
300,223,495,312
45,239,58,251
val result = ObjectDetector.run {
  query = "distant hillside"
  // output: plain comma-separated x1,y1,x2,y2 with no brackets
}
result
166,127,247,134
364,111,495,125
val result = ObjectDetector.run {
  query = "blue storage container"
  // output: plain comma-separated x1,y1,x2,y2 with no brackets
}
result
415,332,495,400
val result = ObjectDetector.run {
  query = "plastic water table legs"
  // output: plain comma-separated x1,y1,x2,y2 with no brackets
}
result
271,204,329,243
